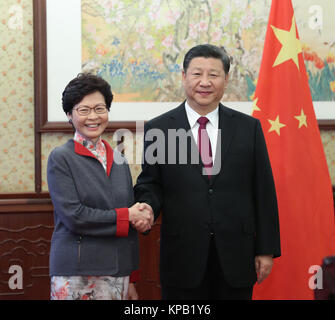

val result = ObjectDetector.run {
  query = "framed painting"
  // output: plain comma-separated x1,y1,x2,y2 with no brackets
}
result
33,0,335,132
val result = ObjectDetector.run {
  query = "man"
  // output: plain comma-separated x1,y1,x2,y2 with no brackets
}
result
134,44,281,299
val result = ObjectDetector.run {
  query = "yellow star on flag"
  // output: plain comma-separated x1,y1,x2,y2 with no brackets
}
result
294,109,307,128
268,115,286,136
271,15,302,69
251,97,261,114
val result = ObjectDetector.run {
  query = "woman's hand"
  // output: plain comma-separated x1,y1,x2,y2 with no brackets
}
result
129,202,154,233
127,283,139,300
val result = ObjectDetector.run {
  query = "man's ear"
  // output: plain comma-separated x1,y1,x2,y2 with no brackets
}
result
224,73,230,88
182,69,186,84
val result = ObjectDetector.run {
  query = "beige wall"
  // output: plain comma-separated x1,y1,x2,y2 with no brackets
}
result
0,0,335,193
0,0,35,192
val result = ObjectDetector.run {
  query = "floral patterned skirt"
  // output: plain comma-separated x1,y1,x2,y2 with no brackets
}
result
50,275,129,300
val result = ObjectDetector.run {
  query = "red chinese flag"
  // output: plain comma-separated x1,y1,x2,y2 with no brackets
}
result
252,0,335,299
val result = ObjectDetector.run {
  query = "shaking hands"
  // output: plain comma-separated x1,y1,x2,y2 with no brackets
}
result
129,202,154,233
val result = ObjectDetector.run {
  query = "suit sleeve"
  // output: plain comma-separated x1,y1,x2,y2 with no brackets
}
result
129,269,141,283
134,122,163,220
253,119,281,258
47,149,129,237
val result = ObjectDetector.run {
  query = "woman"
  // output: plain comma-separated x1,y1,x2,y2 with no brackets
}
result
47,73,152,300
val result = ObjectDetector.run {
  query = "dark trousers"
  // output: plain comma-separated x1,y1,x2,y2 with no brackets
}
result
161,237,253,300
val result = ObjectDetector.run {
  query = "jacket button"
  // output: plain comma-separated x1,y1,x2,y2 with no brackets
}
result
208,188,213,194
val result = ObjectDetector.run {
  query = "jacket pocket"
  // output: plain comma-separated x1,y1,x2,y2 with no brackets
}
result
80,237,118,273
161,224,180,237
243,218,255,234
49,232,79,274
77,236,82,264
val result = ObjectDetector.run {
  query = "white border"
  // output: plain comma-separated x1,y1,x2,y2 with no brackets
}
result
46,0,335,122
46,0,82,121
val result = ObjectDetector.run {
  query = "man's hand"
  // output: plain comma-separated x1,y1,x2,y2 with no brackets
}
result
129,202,154,233
255,255,273,284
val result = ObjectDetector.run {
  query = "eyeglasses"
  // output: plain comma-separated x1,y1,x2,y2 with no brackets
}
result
73,104,108,116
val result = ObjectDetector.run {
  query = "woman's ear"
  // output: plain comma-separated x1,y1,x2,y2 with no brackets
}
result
67,112,72,124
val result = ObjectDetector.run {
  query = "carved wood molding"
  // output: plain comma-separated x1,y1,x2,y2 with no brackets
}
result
0,193,53,214
0,225,52,298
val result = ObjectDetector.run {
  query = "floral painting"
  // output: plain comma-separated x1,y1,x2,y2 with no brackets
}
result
81,0,335,103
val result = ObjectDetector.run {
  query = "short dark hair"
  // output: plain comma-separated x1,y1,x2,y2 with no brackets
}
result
183,44,230,75
62,73,113,114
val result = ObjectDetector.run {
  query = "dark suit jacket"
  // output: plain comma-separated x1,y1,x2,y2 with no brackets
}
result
134,102,281,288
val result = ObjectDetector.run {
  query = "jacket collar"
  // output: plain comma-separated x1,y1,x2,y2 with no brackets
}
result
73,139,114,177
168,102,237,185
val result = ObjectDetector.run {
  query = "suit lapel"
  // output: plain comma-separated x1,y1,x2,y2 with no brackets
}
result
210,104,237,185
168,103,238,184
168,102,192,132
168,102,204,178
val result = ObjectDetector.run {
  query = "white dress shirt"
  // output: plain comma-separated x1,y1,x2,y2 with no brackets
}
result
184,101,219,163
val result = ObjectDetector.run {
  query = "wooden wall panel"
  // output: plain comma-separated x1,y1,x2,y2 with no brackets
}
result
0,198,54,300
137,217,162,300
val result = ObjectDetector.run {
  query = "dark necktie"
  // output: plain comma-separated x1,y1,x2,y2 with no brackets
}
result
197,117,213,177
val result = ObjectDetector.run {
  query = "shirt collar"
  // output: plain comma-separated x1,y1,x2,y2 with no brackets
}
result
184,101,219,128
74,131,103,150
